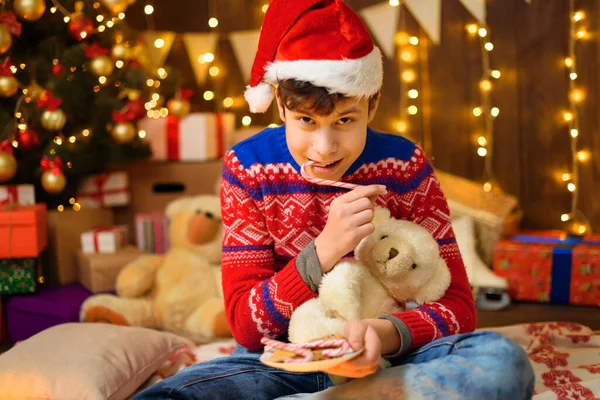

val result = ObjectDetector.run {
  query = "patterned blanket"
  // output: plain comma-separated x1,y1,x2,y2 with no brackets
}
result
146,322,600,399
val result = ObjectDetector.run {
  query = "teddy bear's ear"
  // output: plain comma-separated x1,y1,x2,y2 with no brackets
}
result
373,207,391,226
165,197,192,218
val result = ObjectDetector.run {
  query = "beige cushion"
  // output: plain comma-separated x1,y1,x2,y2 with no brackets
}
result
0,323,191,400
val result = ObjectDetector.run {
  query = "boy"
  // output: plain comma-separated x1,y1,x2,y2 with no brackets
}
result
135,0,534,399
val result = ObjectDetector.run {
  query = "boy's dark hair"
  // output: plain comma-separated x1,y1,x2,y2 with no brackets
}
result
276,79,379,116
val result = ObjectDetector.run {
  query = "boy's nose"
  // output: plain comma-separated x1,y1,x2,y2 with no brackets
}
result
313,130,338,156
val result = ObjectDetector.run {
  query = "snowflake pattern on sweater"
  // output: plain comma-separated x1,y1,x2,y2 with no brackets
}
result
220,125,476,351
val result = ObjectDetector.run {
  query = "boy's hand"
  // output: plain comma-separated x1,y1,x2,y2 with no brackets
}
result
324,319,381,378
314,185,386,273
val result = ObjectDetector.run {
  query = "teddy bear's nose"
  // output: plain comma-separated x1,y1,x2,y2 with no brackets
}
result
388,247,399,260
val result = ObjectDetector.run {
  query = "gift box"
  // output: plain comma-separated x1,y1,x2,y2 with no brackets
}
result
77,171,130,208
0,204,47,258
493,232,600,306
139,113,235,161
0,258,41,295
136,212,170,254
80,226,127,254
77,246,142,293
0,184,35,207
5,283,92,342
44,208,114,285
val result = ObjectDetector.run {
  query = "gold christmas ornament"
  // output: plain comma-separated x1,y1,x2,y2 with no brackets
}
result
0,25,13,54
41,170,66,194
26,82,44,102
41,108,67,131
13,0,47,22
111,121,136,143
0,75,19,97
100,0,128,15
167,98,191,119
111,43,131,60
90,55,114,77
0,151,17,182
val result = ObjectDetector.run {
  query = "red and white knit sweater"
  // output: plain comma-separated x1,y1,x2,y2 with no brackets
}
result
220,125,476,352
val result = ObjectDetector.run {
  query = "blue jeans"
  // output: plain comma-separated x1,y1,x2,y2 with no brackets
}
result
133,331,534,400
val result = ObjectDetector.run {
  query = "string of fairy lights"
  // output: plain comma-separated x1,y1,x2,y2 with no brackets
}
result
390,0,421,139
559,0,591,235
466,22,500,193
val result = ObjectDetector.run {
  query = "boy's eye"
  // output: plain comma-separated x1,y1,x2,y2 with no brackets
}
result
298,116,314,124
338,117,354,125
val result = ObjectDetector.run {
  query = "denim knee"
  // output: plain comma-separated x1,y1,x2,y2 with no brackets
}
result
475,331,535,397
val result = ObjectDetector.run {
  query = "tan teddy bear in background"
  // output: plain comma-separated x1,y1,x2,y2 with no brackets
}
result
80,195,231,342
288,207,451,344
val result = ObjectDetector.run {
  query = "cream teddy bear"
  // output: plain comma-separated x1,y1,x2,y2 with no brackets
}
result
80,195,231,342
288,207,451,343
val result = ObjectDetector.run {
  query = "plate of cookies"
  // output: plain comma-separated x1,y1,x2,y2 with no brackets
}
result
259,335,363,373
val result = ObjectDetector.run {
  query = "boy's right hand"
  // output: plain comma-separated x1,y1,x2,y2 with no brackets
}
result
314,184,387,274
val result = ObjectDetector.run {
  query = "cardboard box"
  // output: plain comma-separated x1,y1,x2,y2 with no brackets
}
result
6,283,92,342
0,204,47,258
77,246,142,293
45,208,114,285
110,160,222,235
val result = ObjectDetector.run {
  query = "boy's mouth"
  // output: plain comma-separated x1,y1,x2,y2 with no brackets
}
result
309,159,343,175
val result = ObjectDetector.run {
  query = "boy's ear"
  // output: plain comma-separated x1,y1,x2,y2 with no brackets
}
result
275,91,287,122
367,92,381,124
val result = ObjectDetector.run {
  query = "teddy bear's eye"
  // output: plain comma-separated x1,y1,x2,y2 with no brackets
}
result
195,209,203,214
380,235,388,240
205,211,214,219
411,263,417,270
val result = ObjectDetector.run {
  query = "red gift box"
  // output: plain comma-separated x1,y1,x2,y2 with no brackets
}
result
0,204,48,258
493,231,600,306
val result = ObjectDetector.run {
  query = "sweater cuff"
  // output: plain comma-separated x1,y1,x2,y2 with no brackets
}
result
295,239,323,292
379,315,413,360
393,309,436,351
274,258,318,307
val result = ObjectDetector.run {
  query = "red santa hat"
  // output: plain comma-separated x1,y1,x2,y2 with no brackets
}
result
244,0,383,113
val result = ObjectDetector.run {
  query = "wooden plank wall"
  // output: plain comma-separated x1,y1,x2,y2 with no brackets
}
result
126,0,600,232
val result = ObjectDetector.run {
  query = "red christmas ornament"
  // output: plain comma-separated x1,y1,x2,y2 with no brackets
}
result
124,99,145,121
68,14,94,41
16,128,39,150
51,60,63,76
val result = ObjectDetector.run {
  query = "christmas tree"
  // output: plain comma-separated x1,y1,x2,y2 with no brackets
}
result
0,0,179,207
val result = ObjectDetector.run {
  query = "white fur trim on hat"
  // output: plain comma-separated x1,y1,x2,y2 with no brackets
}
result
244,83,275,113
265,46,383,98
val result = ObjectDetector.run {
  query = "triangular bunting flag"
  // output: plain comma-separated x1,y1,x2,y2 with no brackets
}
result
403,0,442,45
140,31,176,70
359,2,399,59
182,33,219,86
229,30,260,83
458,0,486,24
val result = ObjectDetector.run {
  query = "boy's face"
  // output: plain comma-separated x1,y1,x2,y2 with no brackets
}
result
277,95,379,182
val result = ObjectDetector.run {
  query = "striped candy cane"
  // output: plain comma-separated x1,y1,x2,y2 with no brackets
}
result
301,161,361,190
261,337,314,363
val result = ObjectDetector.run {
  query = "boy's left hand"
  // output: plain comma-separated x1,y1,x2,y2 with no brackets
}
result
324,320,381,378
